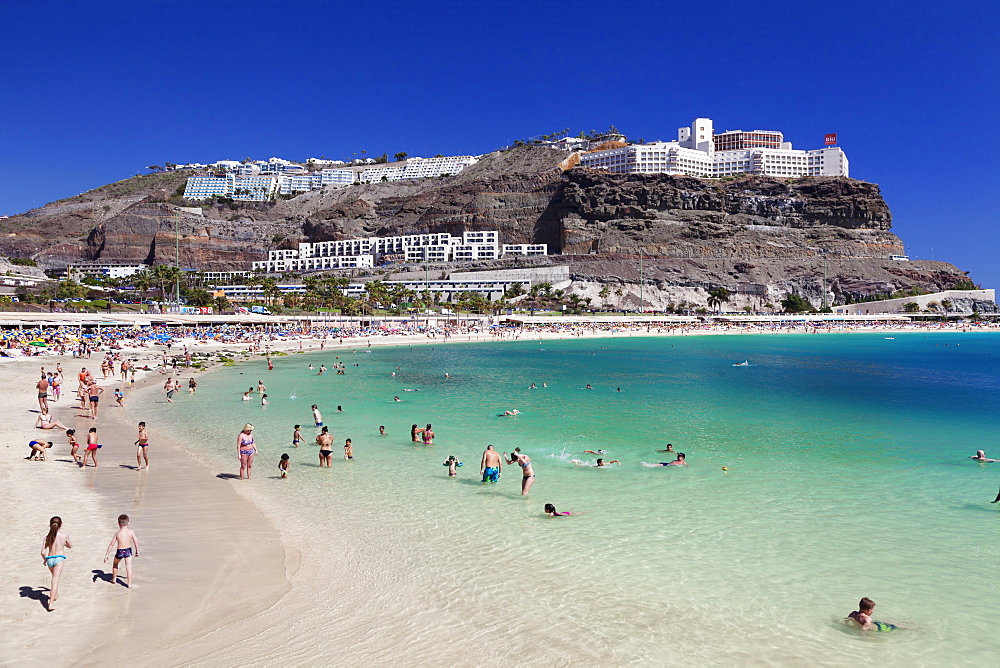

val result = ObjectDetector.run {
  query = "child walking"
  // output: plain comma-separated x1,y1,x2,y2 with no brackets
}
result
103,514,140,588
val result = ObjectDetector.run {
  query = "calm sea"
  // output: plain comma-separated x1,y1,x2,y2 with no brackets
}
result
137,332,1000,665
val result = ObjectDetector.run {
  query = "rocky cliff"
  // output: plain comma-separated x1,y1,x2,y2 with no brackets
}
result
0,147,977,306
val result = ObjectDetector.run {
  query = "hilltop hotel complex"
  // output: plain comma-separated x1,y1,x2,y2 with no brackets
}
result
252,231,547,273
578,118,848,178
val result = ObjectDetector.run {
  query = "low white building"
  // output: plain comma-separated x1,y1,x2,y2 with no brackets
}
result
502,244,549,256
67,262,148,282
215,277,530,303
831,289,996,316
578,118,849,179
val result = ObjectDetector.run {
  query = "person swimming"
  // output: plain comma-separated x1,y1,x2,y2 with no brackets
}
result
970,450,998,462
544,503,572,516
847,597,902,632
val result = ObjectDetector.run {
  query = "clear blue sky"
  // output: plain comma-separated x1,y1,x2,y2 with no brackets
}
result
2,1,997,284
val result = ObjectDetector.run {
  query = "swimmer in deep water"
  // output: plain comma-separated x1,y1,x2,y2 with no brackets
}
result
583,450,606,455
657,444,675,453
585,384,594,390
644,453,687,467
500,409,520,416
595,458,620,467
970,450,998,462
846,597,905,632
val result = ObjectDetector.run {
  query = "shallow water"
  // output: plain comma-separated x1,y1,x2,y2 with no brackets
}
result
139,332,1000,665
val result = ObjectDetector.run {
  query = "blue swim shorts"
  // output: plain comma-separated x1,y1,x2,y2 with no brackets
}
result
482,467,500,483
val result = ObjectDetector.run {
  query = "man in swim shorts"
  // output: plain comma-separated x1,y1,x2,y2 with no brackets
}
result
480,444,502,483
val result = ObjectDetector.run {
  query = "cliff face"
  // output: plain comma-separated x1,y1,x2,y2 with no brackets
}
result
0,147,976,303
557,171,898,258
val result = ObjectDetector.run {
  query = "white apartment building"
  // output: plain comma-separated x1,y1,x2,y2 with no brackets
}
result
578,118,849,179
358,155,478,183
321,168,356,186
278,173,323,194
183,174,280,200
264,254,375,273
252,230,542,274
184,154,479,201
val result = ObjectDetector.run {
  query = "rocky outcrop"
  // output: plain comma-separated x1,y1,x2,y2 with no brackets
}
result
557,171,898,258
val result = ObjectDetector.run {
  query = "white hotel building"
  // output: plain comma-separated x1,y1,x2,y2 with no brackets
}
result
184,155,479,201
578,118,849,179
253,231,547,274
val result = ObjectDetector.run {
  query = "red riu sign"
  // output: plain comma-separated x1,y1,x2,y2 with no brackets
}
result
824,133,837,145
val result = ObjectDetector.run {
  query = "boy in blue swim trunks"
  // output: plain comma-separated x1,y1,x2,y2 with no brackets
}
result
847,597,898,632
104,514,140,588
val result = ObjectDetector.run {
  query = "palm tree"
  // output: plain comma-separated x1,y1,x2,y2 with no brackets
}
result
707,287,732,313
260,277,280,307
214,295,231,313
151,264,182,304
133,270,152,303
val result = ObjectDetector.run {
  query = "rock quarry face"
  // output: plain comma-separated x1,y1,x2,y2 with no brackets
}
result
0,147,979,306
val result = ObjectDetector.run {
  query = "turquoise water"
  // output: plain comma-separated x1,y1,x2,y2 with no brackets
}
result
139,333,1000,664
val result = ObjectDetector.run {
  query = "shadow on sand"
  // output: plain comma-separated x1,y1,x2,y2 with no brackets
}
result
18,585,50,610
216,473,241,480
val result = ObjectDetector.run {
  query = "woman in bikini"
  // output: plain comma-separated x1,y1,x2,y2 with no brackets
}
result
506,449,535,496
422,424,435,445
411,424,424,443
40,516,72,611
237,423,257,480
35,411,68,431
